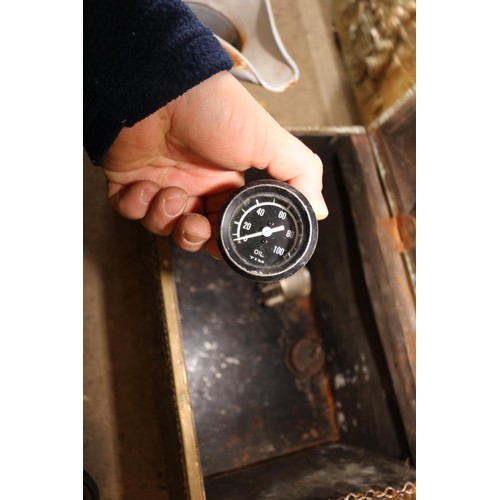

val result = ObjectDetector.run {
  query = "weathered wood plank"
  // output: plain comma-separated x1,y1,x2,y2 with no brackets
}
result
303,135,410,460
371,90,416,275
335,135,416,460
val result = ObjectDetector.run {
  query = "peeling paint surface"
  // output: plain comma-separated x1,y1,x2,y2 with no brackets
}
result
171,244,338,476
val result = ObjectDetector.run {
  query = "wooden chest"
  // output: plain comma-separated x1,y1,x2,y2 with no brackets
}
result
146,103,416,499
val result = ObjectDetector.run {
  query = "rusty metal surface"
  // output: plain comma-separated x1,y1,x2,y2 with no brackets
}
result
285,337,326,378
170,243,338,477
204,443,415,500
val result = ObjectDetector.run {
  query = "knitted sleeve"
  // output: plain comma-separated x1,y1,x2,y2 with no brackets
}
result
84,0,233,164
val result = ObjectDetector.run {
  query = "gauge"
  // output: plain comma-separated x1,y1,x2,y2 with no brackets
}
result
216,179,319,282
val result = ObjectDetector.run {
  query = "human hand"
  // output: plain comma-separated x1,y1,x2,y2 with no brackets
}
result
101,71,328,257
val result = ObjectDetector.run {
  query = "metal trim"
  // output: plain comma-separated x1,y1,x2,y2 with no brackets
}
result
155,237,206,500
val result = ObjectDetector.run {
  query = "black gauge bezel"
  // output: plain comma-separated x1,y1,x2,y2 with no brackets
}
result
216,179,318,282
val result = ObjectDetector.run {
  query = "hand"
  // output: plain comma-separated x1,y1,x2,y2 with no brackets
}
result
101,71,328,257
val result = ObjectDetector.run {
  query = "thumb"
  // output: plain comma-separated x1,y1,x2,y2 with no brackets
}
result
262,129,329,220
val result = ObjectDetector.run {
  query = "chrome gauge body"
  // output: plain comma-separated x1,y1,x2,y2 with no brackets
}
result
217,180,318,282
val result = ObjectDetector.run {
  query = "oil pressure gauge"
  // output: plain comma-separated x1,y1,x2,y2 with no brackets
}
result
217,179,319,282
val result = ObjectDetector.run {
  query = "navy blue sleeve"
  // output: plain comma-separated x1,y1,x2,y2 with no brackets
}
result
84,0,233,165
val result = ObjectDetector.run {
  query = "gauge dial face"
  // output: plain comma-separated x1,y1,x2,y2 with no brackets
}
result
217,180,318,282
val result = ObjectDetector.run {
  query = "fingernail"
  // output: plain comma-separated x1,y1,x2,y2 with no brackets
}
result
206,249,223,260
183,231,209,245
140,188,157,205
163,193,188,217
316,198,329,220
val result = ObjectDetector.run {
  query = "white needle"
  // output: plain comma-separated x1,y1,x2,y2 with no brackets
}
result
233,224,285,242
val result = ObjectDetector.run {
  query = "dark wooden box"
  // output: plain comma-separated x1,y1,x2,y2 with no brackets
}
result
147,97,416,499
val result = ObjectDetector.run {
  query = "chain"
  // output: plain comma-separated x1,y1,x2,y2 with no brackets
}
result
336,481,416,500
